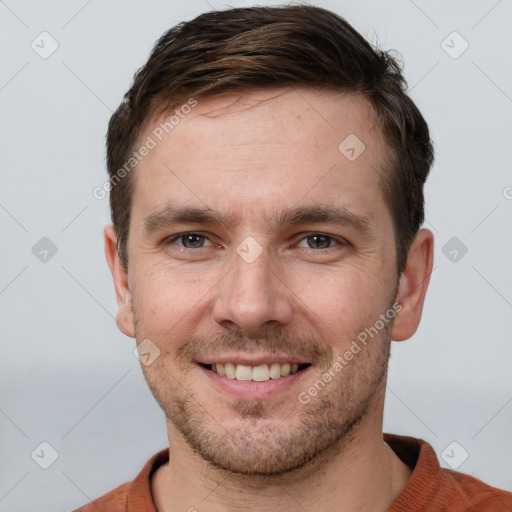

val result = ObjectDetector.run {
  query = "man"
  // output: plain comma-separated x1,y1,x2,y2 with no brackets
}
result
76,4,512,511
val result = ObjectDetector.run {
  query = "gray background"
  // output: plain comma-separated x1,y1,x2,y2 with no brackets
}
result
1,0,511,510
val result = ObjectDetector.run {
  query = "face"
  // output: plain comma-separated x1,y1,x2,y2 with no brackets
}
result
114,87,404,476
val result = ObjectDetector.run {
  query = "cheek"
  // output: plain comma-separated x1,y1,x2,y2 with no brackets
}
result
293,266,389,343
131,263,213,336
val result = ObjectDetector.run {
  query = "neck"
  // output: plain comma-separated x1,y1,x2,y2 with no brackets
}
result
152,393,412,512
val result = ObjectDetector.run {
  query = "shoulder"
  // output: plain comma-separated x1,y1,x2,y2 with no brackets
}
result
384,433,512,511
444,469,512,510
72,448,169,512
72,482,130,511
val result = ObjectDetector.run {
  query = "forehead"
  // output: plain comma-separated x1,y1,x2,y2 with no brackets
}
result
131,86,391,230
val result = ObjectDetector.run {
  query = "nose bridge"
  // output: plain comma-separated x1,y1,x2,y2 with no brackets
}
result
212,240,292,334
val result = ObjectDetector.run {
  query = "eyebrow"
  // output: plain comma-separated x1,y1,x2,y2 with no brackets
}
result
142,204,373,236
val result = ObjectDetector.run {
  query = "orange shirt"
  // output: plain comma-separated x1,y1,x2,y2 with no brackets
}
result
73,433,512,511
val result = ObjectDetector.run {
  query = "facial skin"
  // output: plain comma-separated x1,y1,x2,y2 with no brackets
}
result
105,86,434,511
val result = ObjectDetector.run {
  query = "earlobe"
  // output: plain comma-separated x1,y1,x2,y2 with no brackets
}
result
391,229,434,342
104,225,136,338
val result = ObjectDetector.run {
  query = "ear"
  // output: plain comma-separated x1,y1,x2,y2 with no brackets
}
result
391,228,434,341
104,224,135,338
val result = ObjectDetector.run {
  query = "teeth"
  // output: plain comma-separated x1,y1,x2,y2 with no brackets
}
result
252,364,269,381
210,362,305,381
225,363,236,379
269,363,281,379
235,364,252,381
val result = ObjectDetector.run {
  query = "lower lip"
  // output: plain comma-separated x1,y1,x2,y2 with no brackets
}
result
198,364,311,400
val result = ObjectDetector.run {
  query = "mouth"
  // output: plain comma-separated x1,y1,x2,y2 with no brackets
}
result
198,362,312,382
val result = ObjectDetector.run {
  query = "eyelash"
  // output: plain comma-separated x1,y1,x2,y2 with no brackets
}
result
165,232,347,252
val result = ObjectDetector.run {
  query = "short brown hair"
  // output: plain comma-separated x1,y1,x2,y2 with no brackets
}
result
106,4,434,275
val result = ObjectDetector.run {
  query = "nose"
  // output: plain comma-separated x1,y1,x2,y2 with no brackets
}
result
211,244,294,337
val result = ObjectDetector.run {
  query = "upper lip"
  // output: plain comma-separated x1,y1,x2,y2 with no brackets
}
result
195,353,310,366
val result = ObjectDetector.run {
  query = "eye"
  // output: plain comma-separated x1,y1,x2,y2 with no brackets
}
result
164,232,347,252
296,233,346,251
166,232,214,249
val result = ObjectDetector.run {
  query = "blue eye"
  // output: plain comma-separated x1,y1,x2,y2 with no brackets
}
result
168,233,213,249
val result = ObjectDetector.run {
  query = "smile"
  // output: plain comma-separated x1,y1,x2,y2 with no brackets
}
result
200,362,311,381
